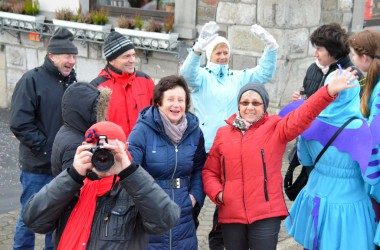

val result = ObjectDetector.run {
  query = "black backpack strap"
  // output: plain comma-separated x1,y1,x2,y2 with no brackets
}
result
314,117,355,165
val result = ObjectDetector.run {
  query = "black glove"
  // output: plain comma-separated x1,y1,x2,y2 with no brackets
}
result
284,168,294,189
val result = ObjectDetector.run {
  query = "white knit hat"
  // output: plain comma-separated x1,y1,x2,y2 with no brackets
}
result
205,36,231,62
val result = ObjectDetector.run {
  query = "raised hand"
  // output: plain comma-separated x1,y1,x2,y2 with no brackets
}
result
327,67,358,96
250,24,279,51
193,21,220,53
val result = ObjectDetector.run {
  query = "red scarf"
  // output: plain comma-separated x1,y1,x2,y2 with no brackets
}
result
58,176,119,250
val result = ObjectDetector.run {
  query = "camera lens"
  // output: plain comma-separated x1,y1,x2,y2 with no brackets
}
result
91,148,115,172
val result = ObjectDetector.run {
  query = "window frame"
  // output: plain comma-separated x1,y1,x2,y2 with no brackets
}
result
89,0,197,39
90,1,172,22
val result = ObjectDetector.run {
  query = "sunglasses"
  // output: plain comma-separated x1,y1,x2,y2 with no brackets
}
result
239,101,263,107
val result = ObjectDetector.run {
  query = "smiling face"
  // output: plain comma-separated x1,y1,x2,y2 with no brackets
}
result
109,49,136,74
158,86,186,125
49,53,76,77
239,90,264,123
313,46,336,66
210,44,230,65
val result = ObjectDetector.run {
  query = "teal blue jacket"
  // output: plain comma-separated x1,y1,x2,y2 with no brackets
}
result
180,49,278,152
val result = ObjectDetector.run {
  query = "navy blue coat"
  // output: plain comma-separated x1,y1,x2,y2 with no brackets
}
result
128,106,206,250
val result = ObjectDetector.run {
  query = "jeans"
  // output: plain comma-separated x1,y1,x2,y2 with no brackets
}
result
13,171,54,250
221,217,281,250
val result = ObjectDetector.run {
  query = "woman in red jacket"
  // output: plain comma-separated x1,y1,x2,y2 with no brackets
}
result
202,68,357,250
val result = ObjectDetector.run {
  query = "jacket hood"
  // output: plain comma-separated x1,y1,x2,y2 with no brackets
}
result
62,82,111,133
137,106,199,139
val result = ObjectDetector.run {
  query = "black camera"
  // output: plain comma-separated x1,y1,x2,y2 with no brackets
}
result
88,135,115,172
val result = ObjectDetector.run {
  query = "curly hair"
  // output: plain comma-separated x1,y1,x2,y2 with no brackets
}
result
310,23,350,60
348,29,380,118
153,75,191,112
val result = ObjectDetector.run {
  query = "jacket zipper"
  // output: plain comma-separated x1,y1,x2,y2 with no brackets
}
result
170,144,178,250
261,149,269,201
222,156,226,187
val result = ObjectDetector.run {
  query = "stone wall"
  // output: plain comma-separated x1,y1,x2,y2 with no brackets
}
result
0,0,355,110
198,0,355,110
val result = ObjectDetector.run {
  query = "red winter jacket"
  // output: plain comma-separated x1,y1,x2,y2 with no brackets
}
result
91,65,155,138
202,86,335,224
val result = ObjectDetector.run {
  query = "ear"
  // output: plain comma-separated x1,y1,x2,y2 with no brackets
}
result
48,53,55,62
362,54,372,63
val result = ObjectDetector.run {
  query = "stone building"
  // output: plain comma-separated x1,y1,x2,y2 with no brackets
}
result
0,0,370,110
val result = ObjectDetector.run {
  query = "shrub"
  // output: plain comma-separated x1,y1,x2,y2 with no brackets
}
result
143,18,161,32
0,1,11,12
90,7,108,25
134,13,143,30
55,7,73,21
24,0,39,16
10,2,24,14
163,13,174,33
117,15,135,29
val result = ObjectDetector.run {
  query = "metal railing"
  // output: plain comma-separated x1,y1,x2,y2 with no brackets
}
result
0,17,184,60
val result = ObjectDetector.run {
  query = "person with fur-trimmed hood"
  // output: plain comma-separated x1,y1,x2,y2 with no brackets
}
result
51,82,111,177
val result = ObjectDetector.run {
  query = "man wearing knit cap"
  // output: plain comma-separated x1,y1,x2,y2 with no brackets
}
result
91,31,155,138
23,121,180,249
10,27,78,250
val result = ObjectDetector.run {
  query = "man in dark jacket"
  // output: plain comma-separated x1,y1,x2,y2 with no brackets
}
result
23,121,181,249
9,27,78,250
90,31,155,138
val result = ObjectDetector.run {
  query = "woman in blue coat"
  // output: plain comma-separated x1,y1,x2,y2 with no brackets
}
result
128,75,207,250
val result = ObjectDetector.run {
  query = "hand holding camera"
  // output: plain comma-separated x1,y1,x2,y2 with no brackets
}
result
73,136,131,177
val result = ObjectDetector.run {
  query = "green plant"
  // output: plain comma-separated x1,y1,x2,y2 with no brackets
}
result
143,18,161,33
24,0,39,16
55,7,73,21
117,15,135,29
134,13,143,30
163,13,174,33
90,7,108,25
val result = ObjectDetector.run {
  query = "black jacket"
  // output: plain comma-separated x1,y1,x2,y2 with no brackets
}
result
302,55,363,98
23,165,181,249
10,56,77,175
51,83,101,177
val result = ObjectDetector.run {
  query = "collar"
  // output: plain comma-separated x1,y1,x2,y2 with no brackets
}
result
104,63,136,81
205,61,230,80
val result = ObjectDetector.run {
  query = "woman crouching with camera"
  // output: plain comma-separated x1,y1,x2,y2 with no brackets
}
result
22,121,180,249
202,68,358,250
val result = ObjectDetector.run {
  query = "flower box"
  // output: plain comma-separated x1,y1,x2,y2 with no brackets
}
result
52,19,112,40
114,27,179,50
0,11,45,29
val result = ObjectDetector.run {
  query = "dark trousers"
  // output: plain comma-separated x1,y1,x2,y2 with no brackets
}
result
221,217,281,250
209,206,224,250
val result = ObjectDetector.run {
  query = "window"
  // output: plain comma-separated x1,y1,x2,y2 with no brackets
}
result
363,0,380,26
91,0,174,21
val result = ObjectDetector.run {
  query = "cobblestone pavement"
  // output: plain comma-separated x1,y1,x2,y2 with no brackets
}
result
0,108,302,249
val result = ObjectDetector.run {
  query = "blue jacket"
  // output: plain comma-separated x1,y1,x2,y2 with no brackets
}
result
128,106,206,250
180,49,277,152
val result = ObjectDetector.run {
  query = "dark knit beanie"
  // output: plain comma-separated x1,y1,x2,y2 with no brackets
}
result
47,28,78,54
103,32,134,61
237,83,269,111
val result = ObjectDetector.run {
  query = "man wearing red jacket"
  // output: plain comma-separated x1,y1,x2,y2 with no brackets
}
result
91,31,155,138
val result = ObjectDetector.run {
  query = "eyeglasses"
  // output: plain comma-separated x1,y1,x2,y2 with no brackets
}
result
239,101,263,107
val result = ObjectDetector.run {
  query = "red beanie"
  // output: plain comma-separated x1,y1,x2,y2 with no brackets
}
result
85,121,126,143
